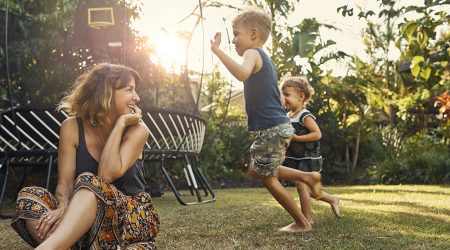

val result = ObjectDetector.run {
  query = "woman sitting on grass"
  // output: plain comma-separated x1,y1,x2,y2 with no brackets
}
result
11,63,159,249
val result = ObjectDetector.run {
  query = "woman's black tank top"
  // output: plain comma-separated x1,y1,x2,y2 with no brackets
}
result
75,117,146,195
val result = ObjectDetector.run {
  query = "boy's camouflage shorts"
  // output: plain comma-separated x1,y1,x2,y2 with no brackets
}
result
250,122,294,177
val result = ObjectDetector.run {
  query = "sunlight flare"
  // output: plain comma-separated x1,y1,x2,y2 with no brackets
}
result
149,31,186,72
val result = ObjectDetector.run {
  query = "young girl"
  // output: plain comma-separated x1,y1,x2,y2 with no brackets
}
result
281,76,341,223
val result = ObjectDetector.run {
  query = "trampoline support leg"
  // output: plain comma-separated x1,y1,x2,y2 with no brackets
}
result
0,157,11,218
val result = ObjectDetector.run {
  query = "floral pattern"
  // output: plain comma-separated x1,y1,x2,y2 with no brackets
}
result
11,172,159,249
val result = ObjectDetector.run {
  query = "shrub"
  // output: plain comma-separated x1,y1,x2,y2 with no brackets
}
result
369,129,450,184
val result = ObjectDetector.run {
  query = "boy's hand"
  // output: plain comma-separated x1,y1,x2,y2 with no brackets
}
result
210,32,222,52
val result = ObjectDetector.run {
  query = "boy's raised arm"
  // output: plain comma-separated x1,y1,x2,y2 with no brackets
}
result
211,32,258,82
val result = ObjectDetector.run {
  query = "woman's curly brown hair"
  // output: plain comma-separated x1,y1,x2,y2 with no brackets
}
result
57,63,142,126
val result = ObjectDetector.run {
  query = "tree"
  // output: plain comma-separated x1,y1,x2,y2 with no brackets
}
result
0,0,149,108
338,0,450,183
198,70,252,185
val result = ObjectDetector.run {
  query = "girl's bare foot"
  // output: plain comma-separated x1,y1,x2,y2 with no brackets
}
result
331,197,341,218
278,222,312,233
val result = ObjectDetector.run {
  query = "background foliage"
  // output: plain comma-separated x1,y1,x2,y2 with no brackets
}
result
1,0,449,187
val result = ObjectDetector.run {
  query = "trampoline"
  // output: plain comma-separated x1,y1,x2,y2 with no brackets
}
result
0,0,215,212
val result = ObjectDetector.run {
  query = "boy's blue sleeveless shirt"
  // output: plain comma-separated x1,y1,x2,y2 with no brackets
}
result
243,48,289,131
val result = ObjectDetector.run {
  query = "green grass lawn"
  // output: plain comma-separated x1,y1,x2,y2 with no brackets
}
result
1,185,449,249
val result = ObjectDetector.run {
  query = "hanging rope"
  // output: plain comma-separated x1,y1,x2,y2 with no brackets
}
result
3,0,22,148
218,17,234,128
173,0,206,154
192,0,205,117
122,0,127,64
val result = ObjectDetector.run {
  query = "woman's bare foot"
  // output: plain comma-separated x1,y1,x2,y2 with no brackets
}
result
331,197,341,218
278,222,312,233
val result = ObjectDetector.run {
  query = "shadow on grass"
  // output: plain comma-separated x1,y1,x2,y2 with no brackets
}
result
2,187,450,249
340,197,450,218
154,187,450,249
333,186,450,196
327,206,450,249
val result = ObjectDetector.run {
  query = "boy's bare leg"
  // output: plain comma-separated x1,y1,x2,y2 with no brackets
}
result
35,189,97,250
296,182,313,223
261,175,311,233
278,166,322,198
316,191,341,218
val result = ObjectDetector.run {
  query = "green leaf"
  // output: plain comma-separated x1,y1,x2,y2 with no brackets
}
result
410,56,424,77
417,31,429,47
421,89,430,100
420,67,431,80
401,22,417,41
412,56,424,65
411,65,420,77
321,76,331,84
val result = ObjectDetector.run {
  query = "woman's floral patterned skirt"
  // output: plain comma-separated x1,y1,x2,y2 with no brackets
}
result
11,172,159,249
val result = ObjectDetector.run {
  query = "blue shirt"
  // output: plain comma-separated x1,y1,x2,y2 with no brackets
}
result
243,48,289,131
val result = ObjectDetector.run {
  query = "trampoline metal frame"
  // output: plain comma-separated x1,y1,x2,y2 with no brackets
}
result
0,106,215,215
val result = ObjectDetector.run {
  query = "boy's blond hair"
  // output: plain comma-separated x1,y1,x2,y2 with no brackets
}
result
281,76,315,105
232,9,272,43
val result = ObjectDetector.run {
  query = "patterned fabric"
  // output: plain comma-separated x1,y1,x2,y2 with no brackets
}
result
11,172,159,249
11,186,58,247
285,109,322,161
283,157,323,172
283,109,323,172
250,122,294,177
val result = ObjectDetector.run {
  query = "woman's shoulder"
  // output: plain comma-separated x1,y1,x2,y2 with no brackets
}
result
61,116,79,129
59,116,80,146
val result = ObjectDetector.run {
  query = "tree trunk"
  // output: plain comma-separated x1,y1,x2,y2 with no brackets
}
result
351,122,361,171
345,143,350,173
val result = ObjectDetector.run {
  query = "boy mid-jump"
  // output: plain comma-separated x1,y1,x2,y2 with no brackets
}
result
211,9,322,232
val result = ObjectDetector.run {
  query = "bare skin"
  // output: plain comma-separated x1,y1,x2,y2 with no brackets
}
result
277,166,322,198
297,182,341,223
249,165,323,232
282,84,341,223
211,19,323,233
33,76,147,248
35,189,98,250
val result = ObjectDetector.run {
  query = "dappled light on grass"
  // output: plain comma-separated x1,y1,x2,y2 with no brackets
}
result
1,186,449,249
151,186,450,249
338,185,450,222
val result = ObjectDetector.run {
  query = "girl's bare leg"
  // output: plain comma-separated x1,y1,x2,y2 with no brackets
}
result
261,175,311,233
298,180,341,219
317,191,341,218
35,189,97,250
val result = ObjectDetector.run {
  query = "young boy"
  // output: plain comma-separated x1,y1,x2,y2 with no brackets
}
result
281,76,341,224
211,9,322,233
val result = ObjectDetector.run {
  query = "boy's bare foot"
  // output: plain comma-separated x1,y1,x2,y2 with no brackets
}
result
331,197,341,218
307,172,323,198
278,222,312,233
